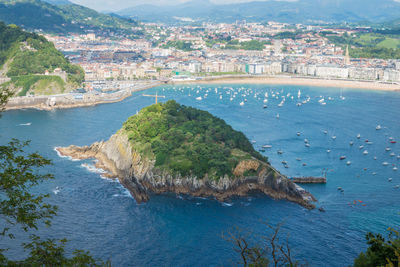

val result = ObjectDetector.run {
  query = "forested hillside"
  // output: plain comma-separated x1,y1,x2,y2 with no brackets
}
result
0,22,84,96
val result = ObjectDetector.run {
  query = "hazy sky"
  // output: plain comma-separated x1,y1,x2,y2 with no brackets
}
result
69,0,297,12
69,0,400,12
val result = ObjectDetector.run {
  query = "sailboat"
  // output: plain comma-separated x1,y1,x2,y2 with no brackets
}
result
340,89,346,100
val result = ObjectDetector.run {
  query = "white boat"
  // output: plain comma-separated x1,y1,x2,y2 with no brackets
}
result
262,145,272,149
327,149,331,153
346,161,351,165
19,122,32,126
388,178,393,182
263,99,268,103
390,152,395,157
323,130,328,134
297,132,301,136
357,134,361,139
340,89,346,100
349,141,354,146
240,101,245,106
359,145,364,149
394,167,398,171
297,90,301,98
340,156,346,160
196,96,202,101
305,143,310,147
386,147,392,151
276,114,280,119
332,136,336,140
382,162,389,166
376,125,382,130
363,150,369,155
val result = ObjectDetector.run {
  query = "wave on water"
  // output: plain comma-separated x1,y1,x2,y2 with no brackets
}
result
100,174,118,181
80,163,107,174
112,183,133,199
53,147,81,161
222,202,233,207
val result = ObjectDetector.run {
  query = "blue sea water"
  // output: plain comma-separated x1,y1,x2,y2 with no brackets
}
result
1,83,399,266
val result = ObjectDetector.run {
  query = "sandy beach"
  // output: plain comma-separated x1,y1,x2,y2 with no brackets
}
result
172,75,400,91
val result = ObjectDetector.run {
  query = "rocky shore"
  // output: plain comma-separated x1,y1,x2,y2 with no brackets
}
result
56,130,316,209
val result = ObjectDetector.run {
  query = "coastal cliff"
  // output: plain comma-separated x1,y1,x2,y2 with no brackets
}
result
57,101,316,209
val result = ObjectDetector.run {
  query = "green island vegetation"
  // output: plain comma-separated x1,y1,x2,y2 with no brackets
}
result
0,0,140,35
122,100,267,180
161,40,195,51
322,30,400,59
0,22,84,95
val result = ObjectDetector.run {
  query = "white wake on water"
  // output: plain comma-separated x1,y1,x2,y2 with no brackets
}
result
53,147,81,161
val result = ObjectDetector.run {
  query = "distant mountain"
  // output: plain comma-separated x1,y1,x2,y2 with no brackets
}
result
118,0,400,24
42,0,71,5
0,0,138,34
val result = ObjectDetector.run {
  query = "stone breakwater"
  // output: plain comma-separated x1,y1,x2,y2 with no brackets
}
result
4,82,161,111
56,131,316,209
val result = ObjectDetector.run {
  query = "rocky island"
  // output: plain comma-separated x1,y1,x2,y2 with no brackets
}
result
57,100,316,209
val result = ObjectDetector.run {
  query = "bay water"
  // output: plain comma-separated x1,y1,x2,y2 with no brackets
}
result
1,83,399,266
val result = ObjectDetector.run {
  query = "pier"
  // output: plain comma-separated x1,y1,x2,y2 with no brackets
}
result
291,177,327,184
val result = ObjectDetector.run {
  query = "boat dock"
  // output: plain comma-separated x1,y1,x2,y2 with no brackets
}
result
291,177,327,184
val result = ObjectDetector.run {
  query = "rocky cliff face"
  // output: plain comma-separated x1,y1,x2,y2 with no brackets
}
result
57,130,316,209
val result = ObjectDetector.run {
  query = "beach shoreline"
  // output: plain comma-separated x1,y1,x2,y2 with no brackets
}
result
170,75,400,91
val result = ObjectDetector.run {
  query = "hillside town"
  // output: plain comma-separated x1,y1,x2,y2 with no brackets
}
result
45,21,400,84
